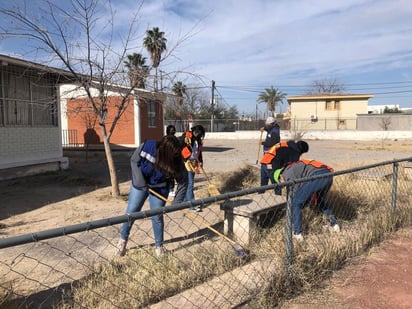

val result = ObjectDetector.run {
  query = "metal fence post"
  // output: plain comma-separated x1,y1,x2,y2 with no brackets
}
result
284,184,294,273
391,162,399,212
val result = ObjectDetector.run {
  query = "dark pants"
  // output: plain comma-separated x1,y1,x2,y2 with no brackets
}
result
292,169,336,234
261,164,281,195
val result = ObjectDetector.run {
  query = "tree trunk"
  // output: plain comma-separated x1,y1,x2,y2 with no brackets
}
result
102,132,120,197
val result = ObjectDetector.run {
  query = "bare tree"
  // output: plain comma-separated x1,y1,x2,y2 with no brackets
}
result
379,117,392,131
0,0,151,197
305,78,345,94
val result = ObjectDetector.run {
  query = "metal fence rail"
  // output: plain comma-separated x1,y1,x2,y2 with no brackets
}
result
1,157,412,308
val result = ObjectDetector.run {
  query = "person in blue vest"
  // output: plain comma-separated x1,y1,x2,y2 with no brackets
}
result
116,135,187,258
259,117,280,189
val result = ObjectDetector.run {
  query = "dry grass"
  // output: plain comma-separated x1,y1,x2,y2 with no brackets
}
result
54,167,412,308
246,171,412,308
3,164,411,308
57,241,248,308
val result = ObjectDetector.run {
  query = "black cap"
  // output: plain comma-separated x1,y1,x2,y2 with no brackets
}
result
297,141,309,154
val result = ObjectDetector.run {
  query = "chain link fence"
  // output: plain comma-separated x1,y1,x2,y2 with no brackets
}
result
1,158,412,308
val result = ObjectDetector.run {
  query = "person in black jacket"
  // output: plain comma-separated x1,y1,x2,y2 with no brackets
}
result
260,140,309,195
259,117,280,188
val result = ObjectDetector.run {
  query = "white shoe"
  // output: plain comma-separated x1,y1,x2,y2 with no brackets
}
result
116,239,127,256
332,224,341,232
293,233,303,241
155,246,167,258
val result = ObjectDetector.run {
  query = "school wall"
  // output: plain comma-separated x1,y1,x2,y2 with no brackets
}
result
0,127,68,180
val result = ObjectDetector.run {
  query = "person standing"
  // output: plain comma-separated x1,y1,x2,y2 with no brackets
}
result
166,124,176,136
260,140,309,195
166,124,177,197
259,117,280,189
117,135,187,257
273,159,340,241
180,125,205,211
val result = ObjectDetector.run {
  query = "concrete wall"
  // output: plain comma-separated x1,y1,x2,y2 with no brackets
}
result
0,127,68,180
357,114,412,131
203,130,412,141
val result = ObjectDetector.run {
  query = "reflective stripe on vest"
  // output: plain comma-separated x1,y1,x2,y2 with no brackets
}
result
260,141,289,164
300,159,334,172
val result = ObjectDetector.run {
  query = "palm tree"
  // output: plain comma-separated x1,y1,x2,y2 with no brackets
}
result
257,86,287,117
124,53,149,89
143,27,167,90
172,81,186,106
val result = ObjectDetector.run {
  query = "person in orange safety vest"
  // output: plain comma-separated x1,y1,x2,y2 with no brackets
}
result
179,125,205,211
260,140,309,195
273,159,339,241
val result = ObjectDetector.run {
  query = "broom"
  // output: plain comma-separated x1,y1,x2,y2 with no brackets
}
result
185,142,220,197
148,188,245,258
200,165,221,197
256,130,263,164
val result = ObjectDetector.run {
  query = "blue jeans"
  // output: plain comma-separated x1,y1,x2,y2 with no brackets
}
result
120,185,166,248
260,164,278,194
292,169,336,235
184,171,195,201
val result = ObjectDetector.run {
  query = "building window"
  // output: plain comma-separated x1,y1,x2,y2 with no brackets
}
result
147,100,156,128
335,100,340,110
0,65,58,127
325,100,340,111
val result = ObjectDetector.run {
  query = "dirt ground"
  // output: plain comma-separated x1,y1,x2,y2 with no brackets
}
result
1,138,412,308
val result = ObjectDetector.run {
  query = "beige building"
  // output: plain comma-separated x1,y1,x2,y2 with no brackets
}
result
286,94,374,130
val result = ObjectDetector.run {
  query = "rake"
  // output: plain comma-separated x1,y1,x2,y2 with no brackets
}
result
148,188,245,258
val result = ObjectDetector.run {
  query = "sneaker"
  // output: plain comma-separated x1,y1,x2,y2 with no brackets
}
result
155,246,167,258
190,206,201,212
332,224,341,232
293,233,304,241
116,239,127,256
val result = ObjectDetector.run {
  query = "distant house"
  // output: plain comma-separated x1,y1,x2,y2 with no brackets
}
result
0,54,75,180
368,104,400,114
60,84,166,148
287,94,374,130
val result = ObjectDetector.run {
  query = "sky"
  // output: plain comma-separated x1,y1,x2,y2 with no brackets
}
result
1,0,412,115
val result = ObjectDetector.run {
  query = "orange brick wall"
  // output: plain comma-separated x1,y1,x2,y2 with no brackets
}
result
67,96,135,145
139,99,164,142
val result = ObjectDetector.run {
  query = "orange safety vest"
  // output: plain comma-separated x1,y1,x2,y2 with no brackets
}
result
181,131,193,159
260,141,289,164
181,131,204,160
300,159,334,172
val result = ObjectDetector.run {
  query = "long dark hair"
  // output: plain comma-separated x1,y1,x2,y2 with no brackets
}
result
155,135,182,177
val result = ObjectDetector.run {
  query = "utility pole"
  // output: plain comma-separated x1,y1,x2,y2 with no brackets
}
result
211,80,215,133
256,102,258,129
